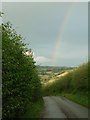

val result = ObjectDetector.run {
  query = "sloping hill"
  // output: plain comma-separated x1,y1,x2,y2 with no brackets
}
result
43,62,89,108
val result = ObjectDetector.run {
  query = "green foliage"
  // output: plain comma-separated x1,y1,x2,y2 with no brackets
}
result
43,62,89,107
23,99,44,118
63,93,88,107
43,72,73,96
2,22,42,118
71,63,88,91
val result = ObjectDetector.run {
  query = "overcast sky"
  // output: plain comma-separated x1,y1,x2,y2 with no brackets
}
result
2,2,88,66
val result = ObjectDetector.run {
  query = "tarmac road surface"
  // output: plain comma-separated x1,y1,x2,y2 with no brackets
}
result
41,96,88,118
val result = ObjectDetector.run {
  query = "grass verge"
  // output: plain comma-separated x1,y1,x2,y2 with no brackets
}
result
22,99,44,118
44,91,89,108
62,93,88,108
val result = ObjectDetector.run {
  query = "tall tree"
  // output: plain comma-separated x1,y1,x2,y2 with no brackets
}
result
2,22,41,118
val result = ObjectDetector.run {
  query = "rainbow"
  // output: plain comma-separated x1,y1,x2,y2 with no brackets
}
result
52,3,75,66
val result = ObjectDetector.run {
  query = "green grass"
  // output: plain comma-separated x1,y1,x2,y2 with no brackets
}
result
43,90,89,108
22,99,44,118
61,92,89,108
43,62,89,108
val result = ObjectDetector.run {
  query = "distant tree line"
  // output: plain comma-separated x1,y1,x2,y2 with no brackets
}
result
38,66,74,73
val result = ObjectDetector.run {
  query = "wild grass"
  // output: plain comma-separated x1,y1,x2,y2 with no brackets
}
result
63,93,88,107
22,99,44,118
43,62,89,108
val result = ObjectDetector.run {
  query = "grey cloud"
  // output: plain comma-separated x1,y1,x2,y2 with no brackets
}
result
2,2,88,66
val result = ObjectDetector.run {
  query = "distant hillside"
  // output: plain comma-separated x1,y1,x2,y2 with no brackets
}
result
37,66,75,73
43,62,89,107
37,66,75,85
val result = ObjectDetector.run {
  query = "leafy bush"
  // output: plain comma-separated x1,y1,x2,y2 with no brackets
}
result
71,63,88,91
2,22,42,118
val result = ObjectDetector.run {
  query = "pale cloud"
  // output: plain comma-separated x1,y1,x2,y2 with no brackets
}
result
34,56,51,65
0,3,3,24
0,3,2,11
0,17,2,24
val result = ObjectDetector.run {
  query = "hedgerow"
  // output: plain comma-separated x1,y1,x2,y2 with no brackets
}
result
2,22,42,118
